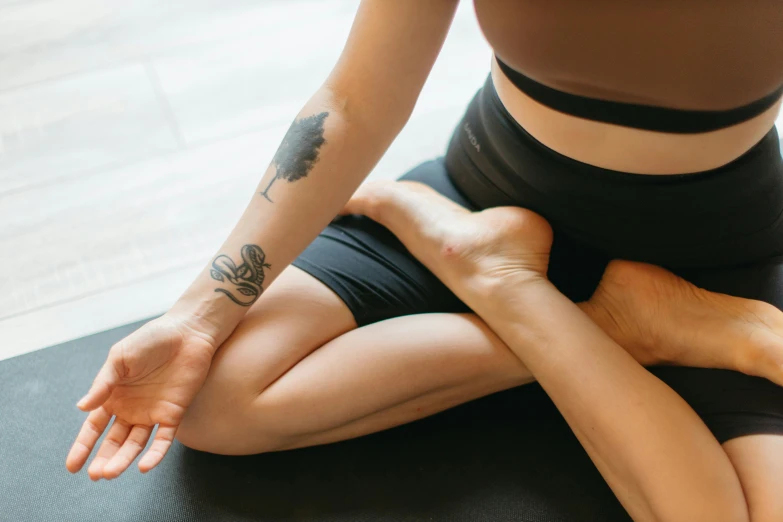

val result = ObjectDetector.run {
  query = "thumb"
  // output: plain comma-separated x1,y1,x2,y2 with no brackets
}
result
77,360,120,411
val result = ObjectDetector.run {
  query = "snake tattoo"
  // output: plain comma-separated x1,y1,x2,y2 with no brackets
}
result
209,244,271,306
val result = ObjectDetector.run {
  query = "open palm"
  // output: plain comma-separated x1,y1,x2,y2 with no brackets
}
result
65,315,217,480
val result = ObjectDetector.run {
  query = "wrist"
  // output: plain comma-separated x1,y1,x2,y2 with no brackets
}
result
165,305,222,351
168,274,247,348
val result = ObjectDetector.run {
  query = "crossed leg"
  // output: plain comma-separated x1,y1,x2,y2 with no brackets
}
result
175,178,783,518
176,186,783,457
176,265,530,455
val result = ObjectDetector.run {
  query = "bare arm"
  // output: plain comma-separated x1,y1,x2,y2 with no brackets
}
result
67,1,460,479
170,0,459,345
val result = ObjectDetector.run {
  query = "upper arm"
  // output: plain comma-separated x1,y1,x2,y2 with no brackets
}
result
324,0,460,127
723,435,783,522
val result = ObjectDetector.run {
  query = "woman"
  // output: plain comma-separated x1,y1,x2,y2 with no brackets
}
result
66,1,783,519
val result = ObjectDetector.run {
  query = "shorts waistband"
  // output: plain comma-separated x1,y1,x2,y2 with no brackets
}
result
444,76,783,267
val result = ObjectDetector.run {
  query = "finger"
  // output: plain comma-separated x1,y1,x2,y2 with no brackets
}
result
77,360,120,412
88,418,131,481
139,425,178,473
103,425,153,479
65,407,112,473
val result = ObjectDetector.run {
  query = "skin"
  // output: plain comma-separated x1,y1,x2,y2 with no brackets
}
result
66,1,783,519
341,180,783,521
491,50,782,177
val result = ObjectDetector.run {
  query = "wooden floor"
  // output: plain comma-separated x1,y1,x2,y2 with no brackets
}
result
2,2,782,361
0,0,492,360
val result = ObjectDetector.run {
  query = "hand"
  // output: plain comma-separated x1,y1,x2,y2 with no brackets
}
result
65,313,218,480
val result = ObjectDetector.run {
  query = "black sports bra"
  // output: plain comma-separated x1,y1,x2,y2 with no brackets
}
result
496,58,783,134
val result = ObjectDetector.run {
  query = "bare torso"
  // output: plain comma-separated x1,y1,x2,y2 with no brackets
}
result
476,0,783,174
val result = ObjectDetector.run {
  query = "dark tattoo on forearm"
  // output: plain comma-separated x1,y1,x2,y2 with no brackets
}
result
209,244,271,306
260,111,329,202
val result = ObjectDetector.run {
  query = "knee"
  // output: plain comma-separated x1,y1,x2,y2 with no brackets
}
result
175,406,247,455
175,378,310,455
175,393,291,455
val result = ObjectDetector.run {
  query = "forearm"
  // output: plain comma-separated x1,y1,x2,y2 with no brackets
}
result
171,87,402,347
479,280,748,522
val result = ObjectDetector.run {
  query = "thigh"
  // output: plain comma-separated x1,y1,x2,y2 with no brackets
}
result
651,257,783,443
690,259,783,519
292,158,476,326
191,265,356,408
724,435,783,521
191,160,480,415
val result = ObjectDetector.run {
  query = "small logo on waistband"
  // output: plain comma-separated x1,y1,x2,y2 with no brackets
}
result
463,122,481,153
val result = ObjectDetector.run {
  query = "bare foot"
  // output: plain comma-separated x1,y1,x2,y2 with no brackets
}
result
343,180,553,293
345,180,783,386
584,260,783,386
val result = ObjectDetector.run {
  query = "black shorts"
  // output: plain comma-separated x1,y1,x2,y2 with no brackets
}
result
293,76,783,443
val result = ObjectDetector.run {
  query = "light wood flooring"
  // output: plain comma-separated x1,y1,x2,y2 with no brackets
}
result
0,0,492,360
1,1,781,360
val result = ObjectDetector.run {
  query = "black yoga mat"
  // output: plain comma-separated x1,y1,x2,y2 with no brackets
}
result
0,318,630,522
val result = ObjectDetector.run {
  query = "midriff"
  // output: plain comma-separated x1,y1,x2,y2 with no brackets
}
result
491,57,783,175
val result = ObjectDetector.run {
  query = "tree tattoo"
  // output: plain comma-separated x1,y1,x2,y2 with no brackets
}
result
209,244,271,306
260,111,329,201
